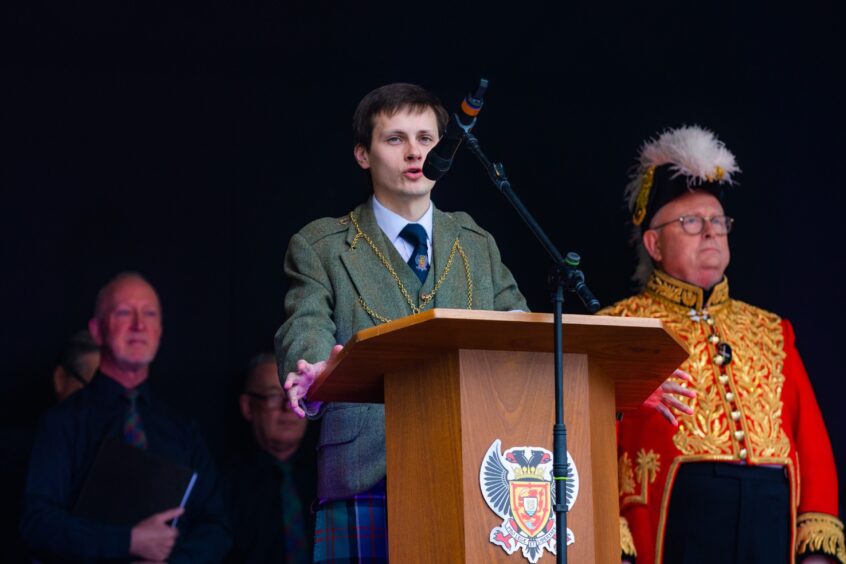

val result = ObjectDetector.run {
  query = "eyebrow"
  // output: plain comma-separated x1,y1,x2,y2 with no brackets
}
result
111,303,160,311
382,128,436,136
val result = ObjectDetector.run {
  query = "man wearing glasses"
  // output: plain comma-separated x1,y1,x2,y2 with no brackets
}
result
603,126,843,564
225,354,315,563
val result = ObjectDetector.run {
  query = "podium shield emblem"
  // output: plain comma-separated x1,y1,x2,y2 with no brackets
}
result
480,439,579,563
510,480,551,537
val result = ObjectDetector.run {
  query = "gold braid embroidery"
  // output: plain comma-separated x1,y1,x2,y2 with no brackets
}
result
618,452,636,496
621,449,661,506
632,165,655,226
348,211,473,323
620,516,637,558
646,269,729,310
723,301,790,459
600,273,791,462
796,512,846,563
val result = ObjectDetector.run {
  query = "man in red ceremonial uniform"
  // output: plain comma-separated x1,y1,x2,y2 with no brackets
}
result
602,126,844,564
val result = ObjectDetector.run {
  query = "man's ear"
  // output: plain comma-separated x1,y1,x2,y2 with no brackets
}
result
88,318,103,346
353,144,370,170
642,230,662,262
53,366,67,398
239,394,254,422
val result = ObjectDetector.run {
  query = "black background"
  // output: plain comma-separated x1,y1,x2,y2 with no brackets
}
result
2,0,843,534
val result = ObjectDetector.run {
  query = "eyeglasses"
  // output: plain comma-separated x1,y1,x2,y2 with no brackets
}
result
650,215,734,235
245,391,289,411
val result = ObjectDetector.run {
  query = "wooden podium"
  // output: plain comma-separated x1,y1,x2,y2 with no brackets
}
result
310,309,687,563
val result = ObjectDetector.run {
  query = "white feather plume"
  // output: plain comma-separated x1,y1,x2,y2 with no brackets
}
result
625,125,740,213
624,125,740,289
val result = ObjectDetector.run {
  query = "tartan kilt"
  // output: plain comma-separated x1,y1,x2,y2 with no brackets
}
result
313,493,388,563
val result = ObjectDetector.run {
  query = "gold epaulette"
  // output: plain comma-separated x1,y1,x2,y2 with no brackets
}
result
796,512,846,564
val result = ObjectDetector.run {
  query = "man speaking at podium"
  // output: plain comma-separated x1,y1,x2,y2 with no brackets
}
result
275,82,528,561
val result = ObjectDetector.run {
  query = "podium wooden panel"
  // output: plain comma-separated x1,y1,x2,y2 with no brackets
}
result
310,309,687,563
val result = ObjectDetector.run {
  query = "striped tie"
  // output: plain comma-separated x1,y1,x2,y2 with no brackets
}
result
123,388,148,449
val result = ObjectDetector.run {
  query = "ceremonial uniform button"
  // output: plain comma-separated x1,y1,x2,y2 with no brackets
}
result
725,392,735,402
714,355,725,366
734,430,745,441
716,343,733,366
719,375,729,384
731,410,741,421
709,335,720,345
739,448,748,460
706,317,715,326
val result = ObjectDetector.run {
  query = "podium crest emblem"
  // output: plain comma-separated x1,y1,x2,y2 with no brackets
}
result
480,439,579,563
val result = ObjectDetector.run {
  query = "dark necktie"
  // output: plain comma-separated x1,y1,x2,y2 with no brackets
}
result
123,388,148,449
276,460,308,564
399,223,429,283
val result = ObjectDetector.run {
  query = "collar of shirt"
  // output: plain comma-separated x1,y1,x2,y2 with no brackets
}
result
371,196,433,263
88,370,154,407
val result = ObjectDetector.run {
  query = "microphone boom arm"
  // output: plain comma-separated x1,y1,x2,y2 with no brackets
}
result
463,132,600,312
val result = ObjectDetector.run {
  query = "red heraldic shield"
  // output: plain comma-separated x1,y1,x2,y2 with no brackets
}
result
510,479,551,537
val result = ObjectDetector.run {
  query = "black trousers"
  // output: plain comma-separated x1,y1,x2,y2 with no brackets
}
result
662,462,790,564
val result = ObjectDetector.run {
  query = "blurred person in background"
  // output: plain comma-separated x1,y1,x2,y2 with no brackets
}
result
225,353,316,564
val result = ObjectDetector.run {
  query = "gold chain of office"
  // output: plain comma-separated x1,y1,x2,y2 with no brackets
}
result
348,211,473,323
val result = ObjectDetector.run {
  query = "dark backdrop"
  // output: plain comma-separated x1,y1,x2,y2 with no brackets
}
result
2,0,843,535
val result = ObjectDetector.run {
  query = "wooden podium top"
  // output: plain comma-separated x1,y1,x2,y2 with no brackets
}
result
310,308,688,409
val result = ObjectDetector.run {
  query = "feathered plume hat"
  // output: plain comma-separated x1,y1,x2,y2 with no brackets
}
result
626,125,740,285
626,125,740,229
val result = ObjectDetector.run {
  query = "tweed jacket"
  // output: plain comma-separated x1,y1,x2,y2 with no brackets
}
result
275,199,528,500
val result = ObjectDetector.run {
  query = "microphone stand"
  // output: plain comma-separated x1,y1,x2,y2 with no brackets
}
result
464,131,600,564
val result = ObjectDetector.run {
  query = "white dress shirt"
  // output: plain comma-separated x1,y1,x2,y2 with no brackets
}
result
371,196,433,264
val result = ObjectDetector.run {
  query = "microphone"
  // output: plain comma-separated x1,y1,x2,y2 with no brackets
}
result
422,79,488,182
563,252,601,313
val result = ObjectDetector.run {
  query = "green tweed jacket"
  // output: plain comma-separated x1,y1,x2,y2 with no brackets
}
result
274,198,527,500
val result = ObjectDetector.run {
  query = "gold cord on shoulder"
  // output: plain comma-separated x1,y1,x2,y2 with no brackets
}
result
349,211,473,323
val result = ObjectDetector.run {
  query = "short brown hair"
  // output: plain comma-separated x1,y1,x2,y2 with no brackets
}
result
352,83,449,150
244,352,277,391
58,329,100,376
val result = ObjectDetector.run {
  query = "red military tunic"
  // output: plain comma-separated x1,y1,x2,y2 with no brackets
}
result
601,269,844,564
